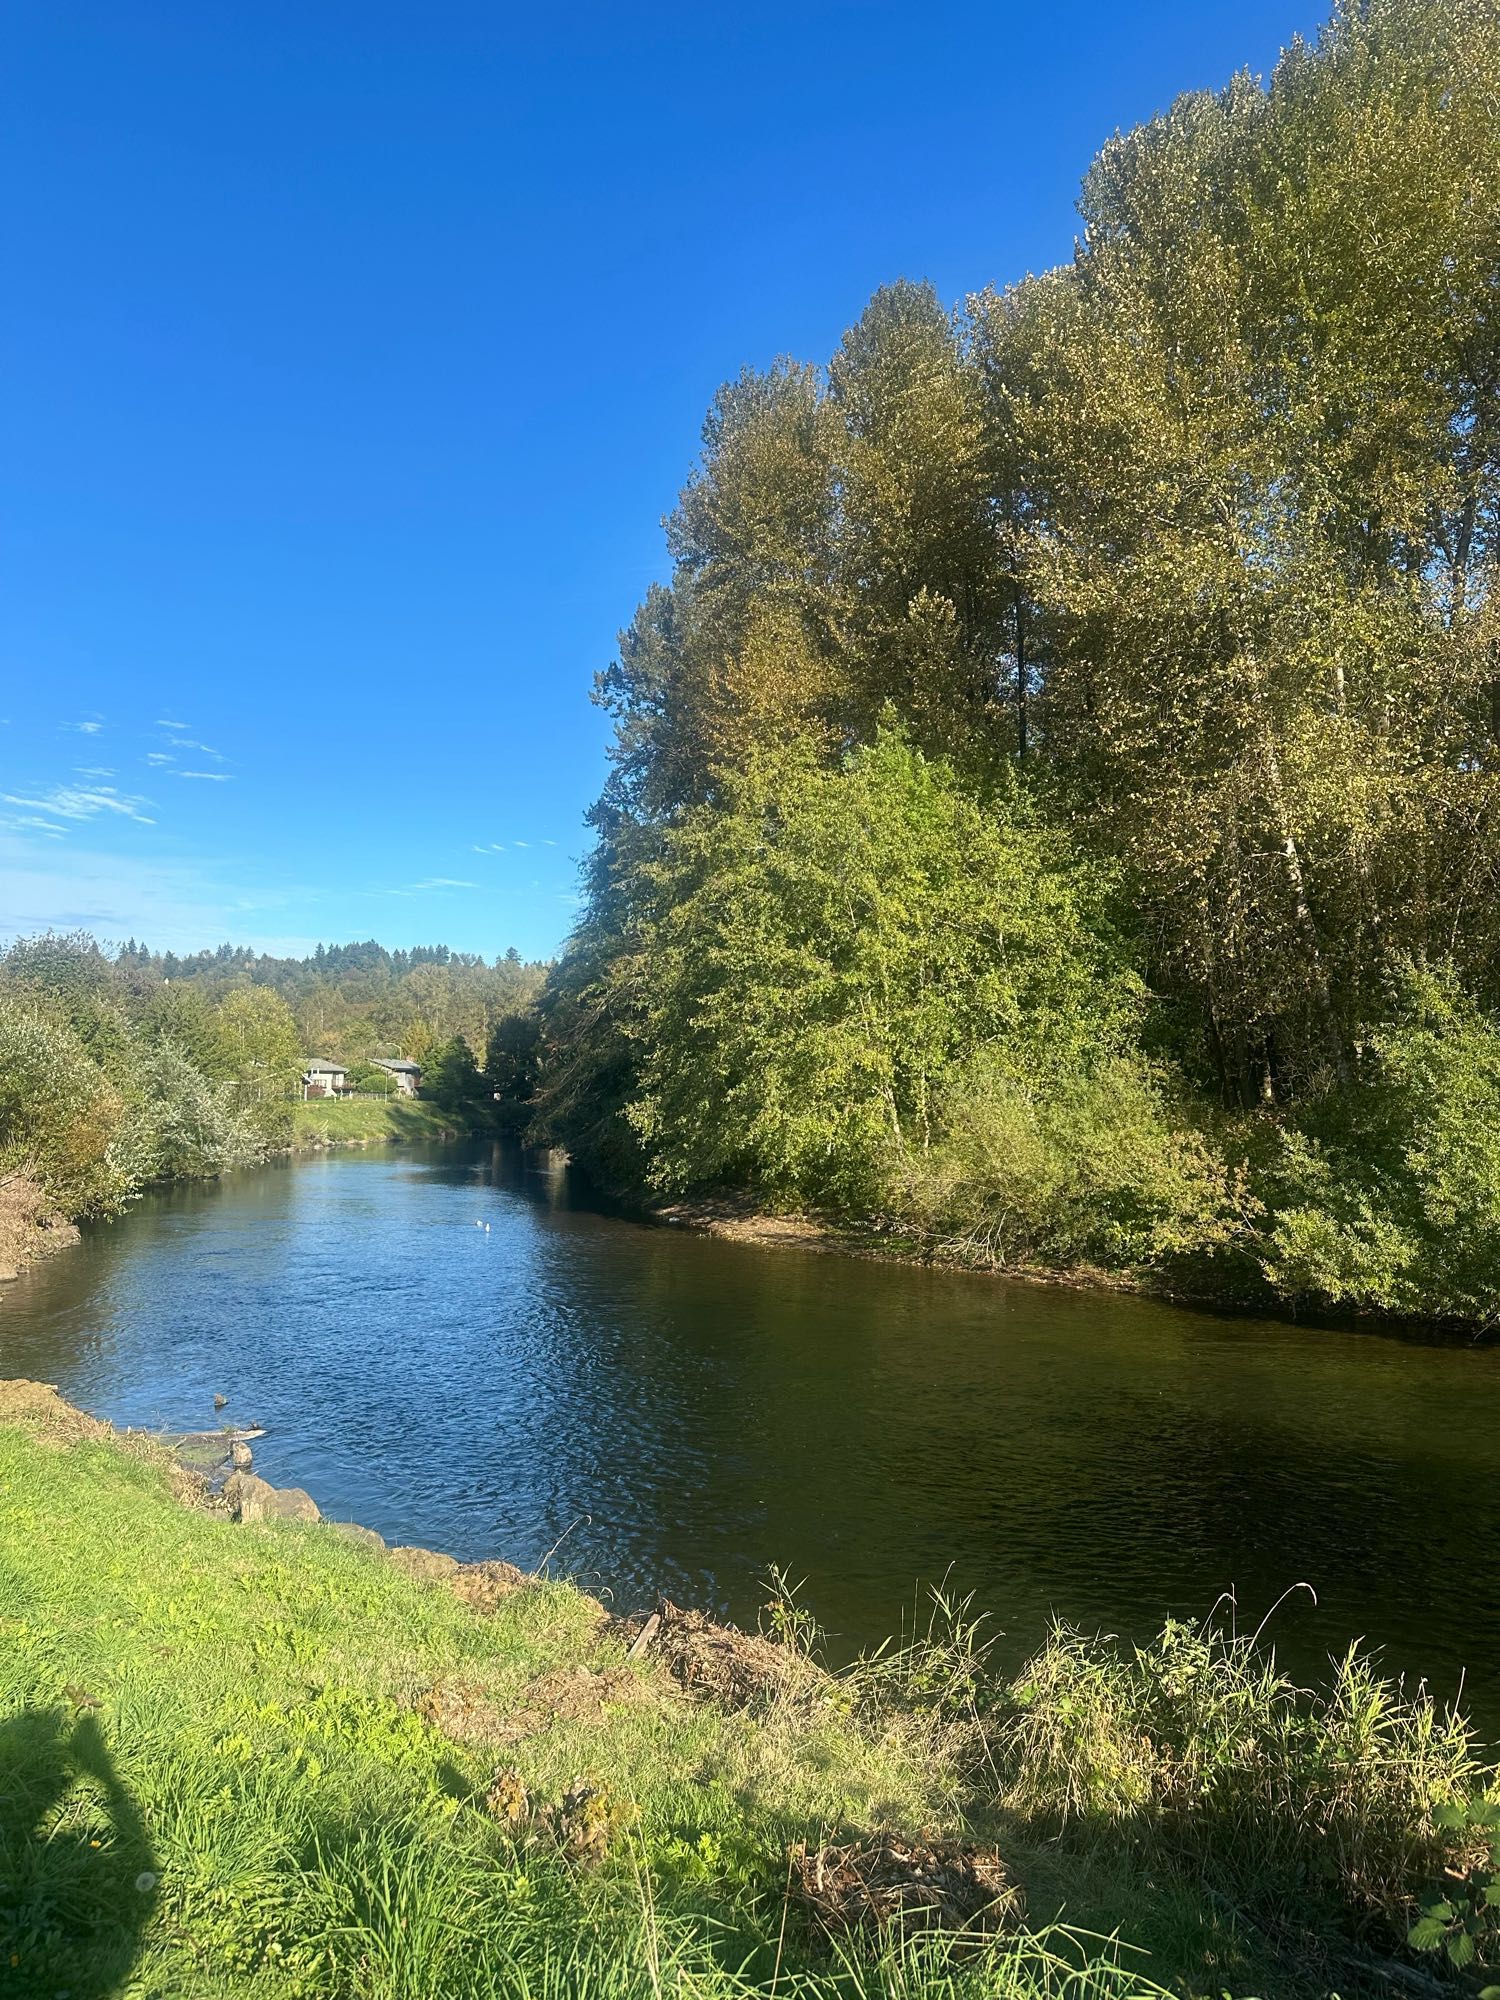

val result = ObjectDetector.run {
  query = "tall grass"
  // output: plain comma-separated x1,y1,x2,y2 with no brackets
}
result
996,1614,1491,1929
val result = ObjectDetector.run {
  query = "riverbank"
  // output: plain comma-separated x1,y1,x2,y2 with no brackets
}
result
651,1193,1500,1346
654,1194,1136,1292
287,1096,489,1150
2,1379,1493,1999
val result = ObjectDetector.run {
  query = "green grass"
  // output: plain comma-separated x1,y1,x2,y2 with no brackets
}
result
0,1413,1492,1998
289,1098,484,1148
0,1421,1164,2000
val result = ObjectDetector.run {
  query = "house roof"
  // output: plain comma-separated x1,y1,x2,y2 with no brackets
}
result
372,1058,421,1073
303,1060,346,1073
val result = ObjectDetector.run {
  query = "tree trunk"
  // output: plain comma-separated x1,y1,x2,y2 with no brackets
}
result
1014,590,1029,760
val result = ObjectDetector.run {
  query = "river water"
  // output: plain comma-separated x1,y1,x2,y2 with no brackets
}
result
2,1141,1496,1728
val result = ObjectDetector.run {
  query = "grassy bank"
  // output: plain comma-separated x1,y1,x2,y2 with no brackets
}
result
2,1387,1496,1999
288,1098,487,1150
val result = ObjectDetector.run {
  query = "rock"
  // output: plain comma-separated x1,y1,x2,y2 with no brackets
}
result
390,1545,461,1583
329,1521,386,1553
221,1471,275,1520
222,1471,320,1524
229,1439,253,1471
213,1393,228,1411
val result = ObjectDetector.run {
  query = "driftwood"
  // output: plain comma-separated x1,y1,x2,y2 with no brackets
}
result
625,1611,661,1661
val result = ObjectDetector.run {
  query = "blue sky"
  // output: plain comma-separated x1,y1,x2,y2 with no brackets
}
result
3,0,1323,961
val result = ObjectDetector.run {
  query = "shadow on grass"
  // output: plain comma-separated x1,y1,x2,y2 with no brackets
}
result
0,1709,155,1999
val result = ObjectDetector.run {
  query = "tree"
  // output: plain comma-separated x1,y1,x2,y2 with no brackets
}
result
627,726,1136,1207
421,1035,483,1114
978,0,1500,1102
484,1015,542,1134
0,997,124,1218
216,987,302,1133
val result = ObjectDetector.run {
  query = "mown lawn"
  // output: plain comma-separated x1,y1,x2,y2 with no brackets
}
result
288,1098,484,1148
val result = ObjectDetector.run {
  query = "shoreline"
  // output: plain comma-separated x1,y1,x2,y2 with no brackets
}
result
2,1374,1490,1998
649,1193,1499,1348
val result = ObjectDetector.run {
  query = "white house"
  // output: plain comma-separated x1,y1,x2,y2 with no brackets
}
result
301,1060,348,1099
371,1058,422,1097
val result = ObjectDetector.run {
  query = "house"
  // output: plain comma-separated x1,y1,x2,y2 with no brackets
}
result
371,1058,422,1097
301,1060,348,1099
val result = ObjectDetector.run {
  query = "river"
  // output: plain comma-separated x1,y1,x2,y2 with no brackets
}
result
2,1141,1496,1730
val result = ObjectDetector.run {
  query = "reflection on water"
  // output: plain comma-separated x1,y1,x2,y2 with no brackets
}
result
3,1142,1497,1728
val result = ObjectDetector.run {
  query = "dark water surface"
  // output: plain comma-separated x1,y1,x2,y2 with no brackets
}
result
3,1142,1496,1727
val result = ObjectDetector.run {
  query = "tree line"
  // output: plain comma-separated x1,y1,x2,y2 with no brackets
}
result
525,0,1500,1325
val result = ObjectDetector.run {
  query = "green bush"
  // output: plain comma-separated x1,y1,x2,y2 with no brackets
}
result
346,1062,397,1095
0,998,126,1218
114,1041,264,1184
1256,963,1500,1319
902,1055,1247,1273
628,726,1136,1211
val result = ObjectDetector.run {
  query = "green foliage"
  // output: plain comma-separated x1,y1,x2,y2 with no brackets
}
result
216,986,303,1139
904,1056,1247,1274
1000,1614,1488,1929
1258,965,1500,1318
420,1034,485,1114
345,1060,397,1094
483,1012,542,1133
115,1040,264,1184
627,727,1133,1209
538,0,1500,1326
1409,1796,1500,1973
0,995,125,1218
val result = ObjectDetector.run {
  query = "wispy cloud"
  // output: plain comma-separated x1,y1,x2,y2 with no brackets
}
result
383,877,481,896
156,718,190,731
540,839,558,847
512,839,530,848
471,841,506,854
2,783,155,829
179,770,232,782
0,830,321,956
169,736,225,760
68,718,105,735
75,766,115,779
145,752,175,766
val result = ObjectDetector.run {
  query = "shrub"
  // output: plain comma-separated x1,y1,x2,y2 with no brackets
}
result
903,1055,1247,1273
628,726,1136,1210
0,997,125,1218
346,1062,397,1095
112,1042,265,1184
1257,963,1500,1318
